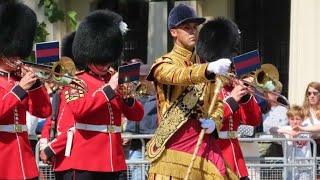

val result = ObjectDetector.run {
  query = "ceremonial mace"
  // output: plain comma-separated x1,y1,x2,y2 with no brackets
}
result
184,75,229,180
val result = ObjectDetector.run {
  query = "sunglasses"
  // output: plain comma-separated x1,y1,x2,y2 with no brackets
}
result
307,91,320,96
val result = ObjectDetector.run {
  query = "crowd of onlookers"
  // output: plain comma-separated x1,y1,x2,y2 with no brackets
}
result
257,81,320,156
255,81,320,179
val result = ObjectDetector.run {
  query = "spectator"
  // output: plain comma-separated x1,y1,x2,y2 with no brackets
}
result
123,58,157,180
259,80,288,157
301,81,320,156
277,105,311,180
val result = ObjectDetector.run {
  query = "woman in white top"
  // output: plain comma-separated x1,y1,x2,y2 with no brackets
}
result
301,81,320,156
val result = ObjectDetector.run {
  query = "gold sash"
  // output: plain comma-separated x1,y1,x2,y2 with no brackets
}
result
145,83,205,162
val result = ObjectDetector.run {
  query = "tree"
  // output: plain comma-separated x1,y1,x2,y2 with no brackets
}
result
27,0,77,62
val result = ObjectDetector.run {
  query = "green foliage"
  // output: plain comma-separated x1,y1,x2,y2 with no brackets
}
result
38,0,65,23
67,10,77,31
36,0,78,42
34,22,50,43
30,0,78,62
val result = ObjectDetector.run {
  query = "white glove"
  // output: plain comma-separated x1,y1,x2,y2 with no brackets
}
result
207,58,231,75
199,118,216,134
39,138,48,151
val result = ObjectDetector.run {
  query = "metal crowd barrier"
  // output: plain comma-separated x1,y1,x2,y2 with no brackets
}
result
34,134,153,180
240,136,317,180
33,133,319,180
122,134,153,180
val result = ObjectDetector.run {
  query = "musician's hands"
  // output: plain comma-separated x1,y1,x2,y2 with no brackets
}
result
242,76,254,84
230,84,248,102
199,118,216,134
39,138,48,151
207,58,231,75
108,72,119,90
18,67,37,90
40,150,53,165
241,76,255,93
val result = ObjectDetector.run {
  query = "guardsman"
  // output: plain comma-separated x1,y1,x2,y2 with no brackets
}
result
0,1,52,179
41,9,144,180
197,17,261,179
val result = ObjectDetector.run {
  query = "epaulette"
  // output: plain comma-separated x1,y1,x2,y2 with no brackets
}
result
160,53,173,64
146,54,172,81
65,77,87,102
71,70,87,91
70,78,87,92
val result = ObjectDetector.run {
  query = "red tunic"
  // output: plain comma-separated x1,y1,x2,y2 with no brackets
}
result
40,92,74,172
65,72,144,172
0,75,52,179
218,85,261,178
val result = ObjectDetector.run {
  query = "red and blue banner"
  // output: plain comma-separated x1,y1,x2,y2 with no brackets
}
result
118,63,140,84
232,50,261,76
35,41,60,64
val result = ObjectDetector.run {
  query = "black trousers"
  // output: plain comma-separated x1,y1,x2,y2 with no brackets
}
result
240,176,250,180
55,170,124,180
55,170,73,180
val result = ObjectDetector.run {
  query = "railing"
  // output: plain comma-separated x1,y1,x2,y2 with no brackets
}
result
33,133,319,180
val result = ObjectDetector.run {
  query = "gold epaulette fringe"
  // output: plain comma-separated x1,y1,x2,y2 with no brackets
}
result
224,162,239,180
148,149,224,180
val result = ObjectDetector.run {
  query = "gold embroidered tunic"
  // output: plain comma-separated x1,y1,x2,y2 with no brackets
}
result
146,44,237,180
148,44,223,125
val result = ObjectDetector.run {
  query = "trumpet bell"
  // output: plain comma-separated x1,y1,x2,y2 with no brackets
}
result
52,57,76,85
230,63,289,108
254,64,279,92
134,82,147,97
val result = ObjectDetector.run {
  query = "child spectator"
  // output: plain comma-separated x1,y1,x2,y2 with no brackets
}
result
275,105,311,180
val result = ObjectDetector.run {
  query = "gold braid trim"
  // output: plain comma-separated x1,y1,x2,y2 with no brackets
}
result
146,84,205,162
148,149,224,180
224,162,240,180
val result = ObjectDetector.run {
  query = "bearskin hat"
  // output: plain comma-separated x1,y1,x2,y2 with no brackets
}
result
73,9,127,66
196,17,240,62
62,32,86,71
61,32,75,59
0,0,37,58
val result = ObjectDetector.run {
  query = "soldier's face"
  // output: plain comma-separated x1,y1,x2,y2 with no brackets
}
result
88,63,111,76
170,22,198,51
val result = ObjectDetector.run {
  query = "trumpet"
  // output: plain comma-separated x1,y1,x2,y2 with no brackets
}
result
230,64,289,108
120,81,148,98
13,57,88,92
